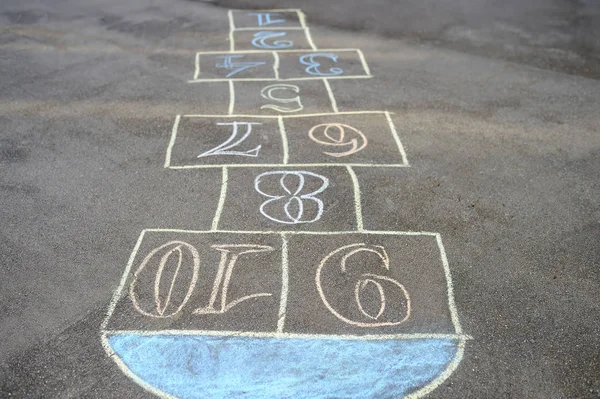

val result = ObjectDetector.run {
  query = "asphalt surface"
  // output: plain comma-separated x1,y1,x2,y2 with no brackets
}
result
1,0,599,398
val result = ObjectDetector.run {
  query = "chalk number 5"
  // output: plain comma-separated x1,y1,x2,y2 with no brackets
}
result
260,84,304,113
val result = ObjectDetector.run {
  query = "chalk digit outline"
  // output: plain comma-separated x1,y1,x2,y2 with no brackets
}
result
215,54,267,78
129,241,200,319
251,31,294,50
315,243,412,327
299,53,344,76
260,83,304,113
197,121,263,158
308,122,368,157
254,170,330,225
193,244,275,315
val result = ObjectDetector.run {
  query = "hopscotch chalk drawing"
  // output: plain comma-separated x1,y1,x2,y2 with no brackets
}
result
102,9,469,399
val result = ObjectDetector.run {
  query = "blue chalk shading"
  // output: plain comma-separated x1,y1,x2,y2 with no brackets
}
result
107,334,458,399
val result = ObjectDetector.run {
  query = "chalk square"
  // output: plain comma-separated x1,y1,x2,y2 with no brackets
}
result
231,10,303,30
232,80,335,116
166,116,284,168
283,233,458,335
104,231,283,333
277,50,370,79
233,30,313,51
194,52,275,81
217,167,358,231
283,112,407,165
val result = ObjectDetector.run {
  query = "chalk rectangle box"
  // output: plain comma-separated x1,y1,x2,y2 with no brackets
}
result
228,9,314,52
229,10,305,30
165,112,408,168
215,166,359,231
103,230,461,337
190,50,371,82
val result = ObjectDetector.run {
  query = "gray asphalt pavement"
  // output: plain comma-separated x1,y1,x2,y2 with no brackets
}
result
0,0,599,398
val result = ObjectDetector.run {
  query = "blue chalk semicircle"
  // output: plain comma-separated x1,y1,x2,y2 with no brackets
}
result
106,333,460,399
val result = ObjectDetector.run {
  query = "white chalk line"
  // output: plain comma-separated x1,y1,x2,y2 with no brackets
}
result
235,26,305,32
193,53,200,80
228,9,236,30
323,78,339,113
192,48,366,55
435,233,464,335
277,116,289,164
231,8,303,13
385,111,410,167
168,163,410,169
228,31,235,52
304,28,318,51
102,329,470,341
211,167,228,231
345,165,364,232
164,115,180,168
143,228,439,236
297,9,309,29
277,233,289,333
356,49,371,76
233,27,305,31
296,11,317,49
188,75,372,83
228,80,235,115
272,51,280,80
228,10,235,52
182,111,392,118
100,230,147,330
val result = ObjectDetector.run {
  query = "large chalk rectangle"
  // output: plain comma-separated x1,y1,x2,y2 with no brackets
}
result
190,50,371,82
165,112,409,168
229,10,305,31
216,167,358,231
103,230,463,337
